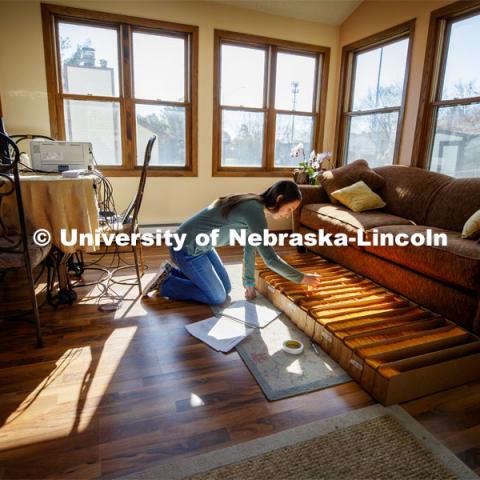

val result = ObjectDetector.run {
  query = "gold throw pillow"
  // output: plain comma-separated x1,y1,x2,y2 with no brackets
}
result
461,209,480,240
331,180,386,212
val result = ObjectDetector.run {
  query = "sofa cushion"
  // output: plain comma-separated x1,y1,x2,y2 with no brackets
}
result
319,159,385,204
300,203,415,248
425,178,480,232
373,165,452,225
364,225,480,292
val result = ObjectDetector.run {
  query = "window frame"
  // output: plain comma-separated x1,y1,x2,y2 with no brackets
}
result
412,1,480,171
41,3,198,177
212,30,330,177
334,20,415,167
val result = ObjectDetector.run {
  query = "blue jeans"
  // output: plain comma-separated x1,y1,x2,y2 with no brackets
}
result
159,246,232,305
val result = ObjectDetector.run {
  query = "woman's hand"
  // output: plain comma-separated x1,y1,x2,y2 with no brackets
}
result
301,274,322,286
245,286,256,300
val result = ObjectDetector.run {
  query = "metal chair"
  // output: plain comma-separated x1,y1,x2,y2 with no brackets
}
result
99,135,157,295
0,133,51,347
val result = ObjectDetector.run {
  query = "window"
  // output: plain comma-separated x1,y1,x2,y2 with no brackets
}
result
414,2,480,178
42,4,198,176
335,21,414,168
213,30,329,176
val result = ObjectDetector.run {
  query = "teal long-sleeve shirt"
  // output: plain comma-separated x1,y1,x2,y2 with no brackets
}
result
175,199,305,287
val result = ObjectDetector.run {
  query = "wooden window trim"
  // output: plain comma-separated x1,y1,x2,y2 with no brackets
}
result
212,30,330,177
334,20,415,167
412,0,480,169
41,3,198,177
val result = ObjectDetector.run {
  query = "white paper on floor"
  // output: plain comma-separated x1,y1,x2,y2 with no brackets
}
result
185,315,255,353
220,299,282,328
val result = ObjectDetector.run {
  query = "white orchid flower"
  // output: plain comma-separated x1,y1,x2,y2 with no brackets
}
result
290,143,304,158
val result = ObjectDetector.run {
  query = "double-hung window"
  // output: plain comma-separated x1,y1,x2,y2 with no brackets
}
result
213,30,329,176
414,3,480,178
336,21,414,167
42,4,198,176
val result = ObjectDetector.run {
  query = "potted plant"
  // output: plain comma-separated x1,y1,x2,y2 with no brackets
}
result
291,143,333,185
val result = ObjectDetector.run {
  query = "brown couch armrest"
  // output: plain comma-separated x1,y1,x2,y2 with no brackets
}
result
292,184,330,233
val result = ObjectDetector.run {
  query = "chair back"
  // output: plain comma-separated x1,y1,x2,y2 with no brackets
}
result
0,133,34,266
123,135,156,230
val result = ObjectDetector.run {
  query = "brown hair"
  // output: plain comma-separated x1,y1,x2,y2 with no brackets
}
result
213,180,302,218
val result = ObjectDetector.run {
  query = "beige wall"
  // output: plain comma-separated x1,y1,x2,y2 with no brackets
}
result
0,0,339,227
338,0,451,166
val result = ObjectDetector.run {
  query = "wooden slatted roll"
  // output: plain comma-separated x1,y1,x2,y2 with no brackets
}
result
255,251,480,404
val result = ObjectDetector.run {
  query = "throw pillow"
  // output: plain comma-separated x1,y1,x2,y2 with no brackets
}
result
461,209,480,240
319,159,385,204
331,181,386,212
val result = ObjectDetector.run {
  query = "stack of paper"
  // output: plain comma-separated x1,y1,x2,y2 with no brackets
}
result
220,299,281,328
185,299,281,352
185,316,254,353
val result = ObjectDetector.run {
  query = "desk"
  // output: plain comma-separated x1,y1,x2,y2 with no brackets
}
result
1,174,100,304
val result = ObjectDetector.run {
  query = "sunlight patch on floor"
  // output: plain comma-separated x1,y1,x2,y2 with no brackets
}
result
0,326,137,449
259,320,292,356
190,393,205,408
286,358,304,375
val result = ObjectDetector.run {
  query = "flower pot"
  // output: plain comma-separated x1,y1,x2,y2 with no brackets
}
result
293,169,309,185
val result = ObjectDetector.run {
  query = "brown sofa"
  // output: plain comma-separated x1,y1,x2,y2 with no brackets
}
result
292,165,480,333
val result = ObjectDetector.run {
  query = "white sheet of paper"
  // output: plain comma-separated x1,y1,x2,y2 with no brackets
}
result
185,316,254,353
220,299,281,328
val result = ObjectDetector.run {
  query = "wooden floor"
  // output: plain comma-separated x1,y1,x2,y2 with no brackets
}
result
0,246,479,479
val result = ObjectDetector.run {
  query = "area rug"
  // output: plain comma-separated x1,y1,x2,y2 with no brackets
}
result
212,263,351,400
236,316,351,400
120,404,478,479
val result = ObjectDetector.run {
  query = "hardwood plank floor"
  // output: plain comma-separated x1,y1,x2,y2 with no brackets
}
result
0,246,478,479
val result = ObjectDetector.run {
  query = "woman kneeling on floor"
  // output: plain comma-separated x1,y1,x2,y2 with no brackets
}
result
143,180,321,305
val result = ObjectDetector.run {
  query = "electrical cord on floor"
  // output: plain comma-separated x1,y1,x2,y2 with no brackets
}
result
37,157,152,309
73,241,150,309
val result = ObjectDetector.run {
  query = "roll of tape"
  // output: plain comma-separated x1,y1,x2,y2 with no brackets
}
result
282,339,304,355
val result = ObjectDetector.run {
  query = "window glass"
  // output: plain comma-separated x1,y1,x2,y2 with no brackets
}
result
221,44,265,108
275,52,316,112
352,38,408,110
221,110,264,167
441,14,480,100
136,104,186,166
346,112,399,167
133,32,185,102
59,22,120,97
274,114,314,167
430,104,480,178
64,100,122,165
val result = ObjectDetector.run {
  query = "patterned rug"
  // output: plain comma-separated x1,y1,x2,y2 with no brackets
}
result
236,316,351,400
213,263,351,400
121,405,477,479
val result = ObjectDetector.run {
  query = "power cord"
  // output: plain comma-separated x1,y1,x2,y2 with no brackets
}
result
72,166,150,310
